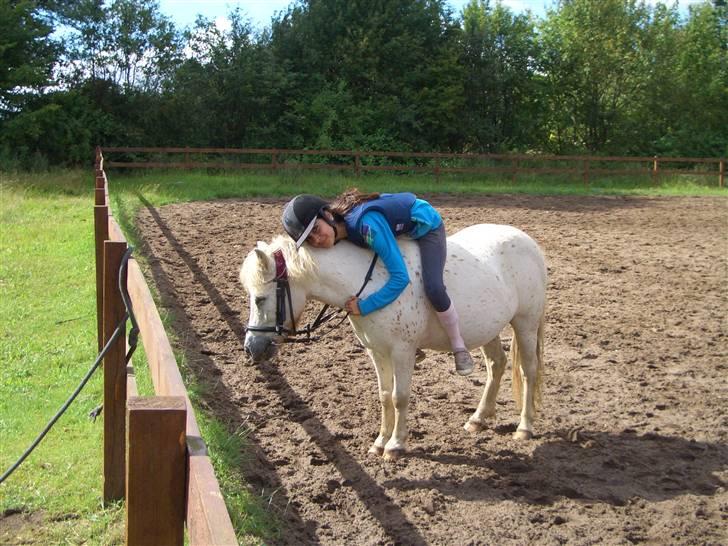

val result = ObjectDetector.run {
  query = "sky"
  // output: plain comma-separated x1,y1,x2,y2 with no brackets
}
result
156,1,555,31
157,0,704,31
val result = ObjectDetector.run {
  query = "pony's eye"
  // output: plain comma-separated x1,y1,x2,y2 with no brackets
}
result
255,296,266,307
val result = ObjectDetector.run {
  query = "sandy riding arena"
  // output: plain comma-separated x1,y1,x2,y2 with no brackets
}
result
136,194,727,545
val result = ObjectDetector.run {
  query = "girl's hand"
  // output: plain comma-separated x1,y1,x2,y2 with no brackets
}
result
345,296,361,315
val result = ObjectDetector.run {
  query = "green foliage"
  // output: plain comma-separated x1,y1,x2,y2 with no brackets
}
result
0,0,59,112
461,0,542,151
0,0,726,167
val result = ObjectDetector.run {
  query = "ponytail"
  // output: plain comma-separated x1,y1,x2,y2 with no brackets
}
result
329,188,380,217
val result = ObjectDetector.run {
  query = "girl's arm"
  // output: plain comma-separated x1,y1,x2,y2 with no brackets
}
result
356,211,410,316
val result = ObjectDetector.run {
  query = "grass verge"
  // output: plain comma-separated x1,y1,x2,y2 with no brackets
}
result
0,170,125,543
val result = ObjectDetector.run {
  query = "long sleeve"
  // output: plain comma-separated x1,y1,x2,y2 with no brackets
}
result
355,211,410,316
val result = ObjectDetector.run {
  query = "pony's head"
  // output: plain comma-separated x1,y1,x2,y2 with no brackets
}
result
240,236,316,361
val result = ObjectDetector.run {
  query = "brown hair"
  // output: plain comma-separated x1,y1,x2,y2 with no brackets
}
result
328,188,380,217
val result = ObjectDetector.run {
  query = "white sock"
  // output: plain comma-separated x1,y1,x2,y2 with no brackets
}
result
436,303,466,352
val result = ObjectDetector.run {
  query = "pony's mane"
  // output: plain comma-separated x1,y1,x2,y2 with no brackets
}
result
240,234,318,289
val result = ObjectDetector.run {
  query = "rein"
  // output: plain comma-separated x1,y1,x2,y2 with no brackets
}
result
245,249,378,343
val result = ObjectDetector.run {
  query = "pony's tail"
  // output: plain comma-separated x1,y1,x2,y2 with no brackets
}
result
510,313,545,412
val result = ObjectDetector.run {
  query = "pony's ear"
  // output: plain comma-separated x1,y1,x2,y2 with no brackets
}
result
254,248,274,277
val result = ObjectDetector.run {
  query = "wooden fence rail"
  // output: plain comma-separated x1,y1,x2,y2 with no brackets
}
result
99,146,726,187
94,148,238,545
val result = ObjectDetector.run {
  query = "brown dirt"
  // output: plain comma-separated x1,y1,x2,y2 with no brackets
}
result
135,194,728,545
0,511,46,545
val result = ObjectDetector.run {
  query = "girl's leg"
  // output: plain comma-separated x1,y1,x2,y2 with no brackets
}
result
417,224,474,376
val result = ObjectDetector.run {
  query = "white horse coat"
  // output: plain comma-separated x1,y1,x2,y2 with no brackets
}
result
241,224,547,459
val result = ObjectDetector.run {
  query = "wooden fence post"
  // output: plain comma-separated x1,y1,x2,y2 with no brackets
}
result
719,158,725,188
94,205,109,352
511,158,518,184
652,156,659,186
582,158,590,188
434,157,441,182
355,152,361,177
272,151,278,171
126,397,186,546
95,146,104,175
103,240,128,503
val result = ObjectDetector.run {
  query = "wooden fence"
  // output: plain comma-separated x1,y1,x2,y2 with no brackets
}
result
100,146,725,187
94,148,238,545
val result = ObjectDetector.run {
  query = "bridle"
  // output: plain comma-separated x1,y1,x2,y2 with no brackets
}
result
245,249,378,343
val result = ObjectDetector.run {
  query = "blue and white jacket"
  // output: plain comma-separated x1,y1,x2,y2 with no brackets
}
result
343,193,442,316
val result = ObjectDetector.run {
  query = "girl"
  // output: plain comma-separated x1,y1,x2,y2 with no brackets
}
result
281,189,474,375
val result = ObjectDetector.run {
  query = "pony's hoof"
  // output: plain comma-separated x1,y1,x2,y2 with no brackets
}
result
368,445,384,456
464,420,485,433
383,448,405,461
513,429,533,440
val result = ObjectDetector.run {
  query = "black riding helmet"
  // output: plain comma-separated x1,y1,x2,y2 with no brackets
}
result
282,194,330,248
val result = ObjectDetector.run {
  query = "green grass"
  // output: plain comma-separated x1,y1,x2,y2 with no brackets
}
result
0,167,724,544
106,167,727,204
0,171,125,542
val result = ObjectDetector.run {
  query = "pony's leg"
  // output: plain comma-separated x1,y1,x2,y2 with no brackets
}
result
464,336,507,433
383,347,415,461
367,348,395,456
510,316,544,440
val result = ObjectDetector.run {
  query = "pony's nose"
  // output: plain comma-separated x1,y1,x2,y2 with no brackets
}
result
244,334,273,362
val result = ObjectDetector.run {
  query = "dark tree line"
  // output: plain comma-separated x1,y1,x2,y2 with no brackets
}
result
1,0,726,168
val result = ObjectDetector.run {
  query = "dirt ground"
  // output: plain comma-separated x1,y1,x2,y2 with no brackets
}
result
135,194,727,545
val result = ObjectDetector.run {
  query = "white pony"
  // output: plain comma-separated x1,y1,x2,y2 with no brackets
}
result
241,224,547,460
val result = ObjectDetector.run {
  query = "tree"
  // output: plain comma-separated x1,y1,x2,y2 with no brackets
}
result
58,0,182,92
269,0,464,151
0,0,59,115
665,1,727,156
459,0,542,152
154,10,287,147
539,0,653,153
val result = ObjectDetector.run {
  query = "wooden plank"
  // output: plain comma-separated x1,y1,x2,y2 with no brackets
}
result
125,259,202,438
187,454,238,546
103,240,128,503
440,166,516,174
108,216,125,243
124,258,237,542
361,164,431,172
588,168,653,176
278,162,353,170
105,161,272,170
126,396,186,546
653,156,719,164
652,169,715,177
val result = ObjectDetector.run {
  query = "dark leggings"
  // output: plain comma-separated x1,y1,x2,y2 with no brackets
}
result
416,223,451,312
